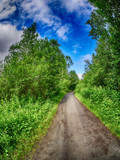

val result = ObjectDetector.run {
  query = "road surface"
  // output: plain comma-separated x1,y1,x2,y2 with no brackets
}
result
29,92,120,160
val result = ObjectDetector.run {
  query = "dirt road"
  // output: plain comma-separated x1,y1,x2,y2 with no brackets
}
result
29,92,120,160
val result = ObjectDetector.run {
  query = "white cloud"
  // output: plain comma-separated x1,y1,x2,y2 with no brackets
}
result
77,73,83,79
62,0,86,12
56,24,70,40
0,0,16,20
73,44,81,48
77,54,92,65
21,0,73,39
83,54,92,61
0,23,23,60
61,0,94,16
73,44,81,54
73,49,77,54
21,0,72,40
0,0,71,41
21,0,61,27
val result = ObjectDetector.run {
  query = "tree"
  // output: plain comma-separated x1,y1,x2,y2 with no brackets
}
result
69,70,79,90
83,0,120,90
0,23,73,100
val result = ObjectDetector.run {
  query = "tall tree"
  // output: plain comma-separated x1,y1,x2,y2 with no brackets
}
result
0,24,73,100
69,70,79,90
84,0,120,89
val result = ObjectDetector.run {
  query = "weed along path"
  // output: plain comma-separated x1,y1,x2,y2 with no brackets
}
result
29,92,120,160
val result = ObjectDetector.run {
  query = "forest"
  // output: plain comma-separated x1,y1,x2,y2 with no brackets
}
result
0,24,79,159
75,0,120,138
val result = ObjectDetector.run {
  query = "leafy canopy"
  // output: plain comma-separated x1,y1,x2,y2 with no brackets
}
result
0,23,75,100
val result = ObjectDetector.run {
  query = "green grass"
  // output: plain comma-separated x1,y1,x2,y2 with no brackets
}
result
0,91,66,160
75,86,120,138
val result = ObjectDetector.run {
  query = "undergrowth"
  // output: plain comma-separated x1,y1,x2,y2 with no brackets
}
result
0,91,66,160
75,83,120,138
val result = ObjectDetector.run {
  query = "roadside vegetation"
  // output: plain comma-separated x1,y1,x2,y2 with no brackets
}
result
75,0,120,137
0,23,78,160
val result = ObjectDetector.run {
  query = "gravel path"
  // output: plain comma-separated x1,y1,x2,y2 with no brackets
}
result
29,92,120,160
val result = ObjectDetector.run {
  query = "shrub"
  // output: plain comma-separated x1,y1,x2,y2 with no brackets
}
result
75,84,120,137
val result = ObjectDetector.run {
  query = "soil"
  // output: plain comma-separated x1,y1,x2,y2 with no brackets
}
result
28,92,120,160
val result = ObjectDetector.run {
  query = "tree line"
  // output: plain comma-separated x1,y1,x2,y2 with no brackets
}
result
0,23,79,159
75,0,120,138
0,23,79,101
83,0,120,89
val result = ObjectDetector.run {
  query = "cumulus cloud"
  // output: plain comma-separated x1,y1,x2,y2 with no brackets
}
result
0,0,93,48
61,0,94,16
83,54,92,61
0,23,22,60
21,0,72,40
77,54,92,65
0,0,16,20
0,0,72,41
21,0,61,27
56,24,70,40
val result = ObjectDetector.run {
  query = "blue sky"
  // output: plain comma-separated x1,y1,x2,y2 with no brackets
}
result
0,0,96,78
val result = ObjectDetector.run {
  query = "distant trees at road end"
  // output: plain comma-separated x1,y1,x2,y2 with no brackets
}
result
0,23,78,100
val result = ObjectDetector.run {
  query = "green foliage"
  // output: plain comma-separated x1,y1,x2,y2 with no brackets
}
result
68,70,79,91
85,0,120,90
75,82,120,137
75,0,120,140
0,23,72,100
88,0,120,30
0,24,72,159
0,91,66,160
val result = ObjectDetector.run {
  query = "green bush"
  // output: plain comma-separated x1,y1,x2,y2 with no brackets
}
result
0,91,66,160
75,84,120,137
